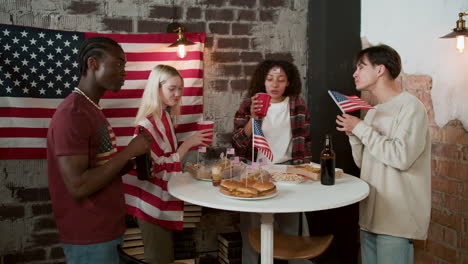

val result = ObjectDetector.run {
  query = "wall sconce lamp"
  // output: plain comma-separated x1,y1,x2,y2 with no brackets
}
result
441,12,468,53
167,22,195,59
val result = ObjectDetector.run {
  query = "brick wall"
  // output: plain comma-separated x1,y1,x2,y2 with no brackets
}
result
363,75,468,263
2,1,466,263
399,75,468,264
0,160,62,263
0,0,307,263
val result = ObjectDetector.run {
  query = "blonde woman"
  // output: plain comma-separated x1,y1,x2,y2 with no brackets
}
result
123,65,211,264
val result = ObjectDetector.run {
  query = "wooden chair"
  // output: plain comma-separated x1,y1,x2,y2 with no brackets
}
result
248,228,333,260
117,245,148,264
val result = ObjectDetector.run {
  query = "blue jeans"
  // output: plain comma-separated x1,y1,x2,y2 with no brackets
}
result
62,236,123,264
360,230,414,264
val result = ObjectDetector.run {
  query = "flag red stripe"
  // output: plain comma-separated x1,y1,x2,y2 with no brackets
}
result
125,186,179,208
102,87,202,99
340,102,356,107
342,105,374,111
180,105,203,115
182,87,203,97
113,127,133,137
102,89,142,99
125,69,203,80
126,51,203,61
345,95,361,100
0,127,47,138
253,140,269,146
0,107,56,118
0,148,46,159
125,184,180,206
339,102,374,110
147,119,167,157
85,32,206,44
254,143,270,149
102,105,203,117
1,101,202,120
102,108,137,118
174,122,198,134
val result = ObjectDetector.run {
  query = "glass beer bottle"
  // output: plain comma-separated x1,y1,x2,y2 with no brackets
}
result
320,134,335,185
135,127,152,181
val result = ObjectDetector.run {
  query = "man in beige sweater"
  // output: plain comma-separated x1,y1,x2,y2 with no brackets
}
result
336,45,431,264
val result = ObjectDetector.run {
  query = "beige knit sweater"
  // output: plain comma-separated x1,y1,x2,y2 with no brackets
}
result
349,92,431,240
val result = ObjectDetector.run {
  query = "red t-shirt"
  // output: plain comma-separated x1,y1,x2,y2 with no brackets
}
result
47,93,126,244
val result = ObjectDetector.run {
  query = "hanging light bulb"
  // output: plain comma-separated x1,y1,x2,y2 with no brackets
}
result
167,23,195,59
456,35,465,53
177,44,186,59
441,12,468,53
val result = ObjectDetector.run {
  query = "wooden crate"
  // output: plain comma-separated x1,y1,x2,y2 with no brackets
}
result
217,232,242,264
123,227,145,260
123,203,202,260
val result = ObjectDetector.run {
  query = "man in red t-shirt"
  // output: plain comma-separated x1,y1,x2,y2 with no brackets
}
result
47,36,151,263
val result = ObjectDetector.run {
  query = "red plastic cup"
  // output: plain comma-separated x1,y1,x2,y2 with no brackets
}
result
255,93,271,118
197,121,214,145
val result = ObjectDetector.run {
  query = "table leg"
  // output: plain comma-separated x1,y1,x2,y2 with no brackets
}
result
260,213,274,264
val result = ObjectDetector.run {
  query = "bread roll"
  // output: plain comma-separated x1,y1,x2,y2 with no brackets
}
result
286,165,321,180
286,165,344,181
219,179,276,197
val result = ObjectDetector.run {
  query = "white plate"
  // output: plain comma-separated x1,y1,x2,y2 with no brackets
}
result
261,164,288,173
196,178,211,182
218,191,278,200
271,172,308,185
273,179,307,185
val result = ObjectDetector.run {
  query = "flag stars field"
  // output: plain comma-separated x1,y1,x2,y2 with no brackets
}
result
0,24,206,159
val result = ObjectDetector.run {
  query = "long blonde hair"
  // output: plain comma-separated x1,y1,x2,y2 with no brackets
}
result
135,65,184,126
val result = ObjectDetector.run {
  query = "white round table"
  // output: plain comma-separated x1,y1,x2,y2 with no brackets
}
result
168,173,369,264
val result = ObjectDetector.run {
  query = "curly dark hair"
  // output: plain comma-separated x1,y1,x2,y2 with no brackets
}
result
78,36,122,76
355,44,402,80
247,60,302,98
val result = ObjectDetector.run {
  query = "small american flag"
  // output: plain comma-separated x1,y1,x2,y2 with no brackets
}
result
198,146,206,153
226,147,235,155
230,156,239,164
328,90,375,113
247,161,259,169
253,119,273,161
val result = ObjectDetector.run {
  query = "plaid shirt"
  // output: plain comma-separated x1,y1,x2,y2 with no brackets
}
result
231,96,312,164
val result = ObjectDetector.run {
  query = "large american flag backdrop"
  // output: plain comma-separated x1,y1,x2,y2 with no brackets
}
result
0,24,205,159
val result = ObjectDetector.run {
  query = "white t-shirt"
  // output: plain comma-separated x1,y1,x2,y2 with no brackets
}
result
257,97,292,164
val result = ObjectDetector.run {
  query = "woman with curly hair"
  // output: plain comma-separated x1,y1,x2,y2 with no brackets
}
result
231,60,312,264
232,60,312,165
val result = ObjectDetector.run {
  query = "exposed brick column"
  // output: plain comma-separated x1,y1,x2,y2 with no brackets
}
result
361,74,468,263
365,74,468,264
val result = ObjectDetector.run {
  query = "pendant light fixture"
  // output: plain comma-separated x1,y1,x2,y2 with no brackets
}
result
167,22,195,59
167,0,194,59
441,12,468,53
